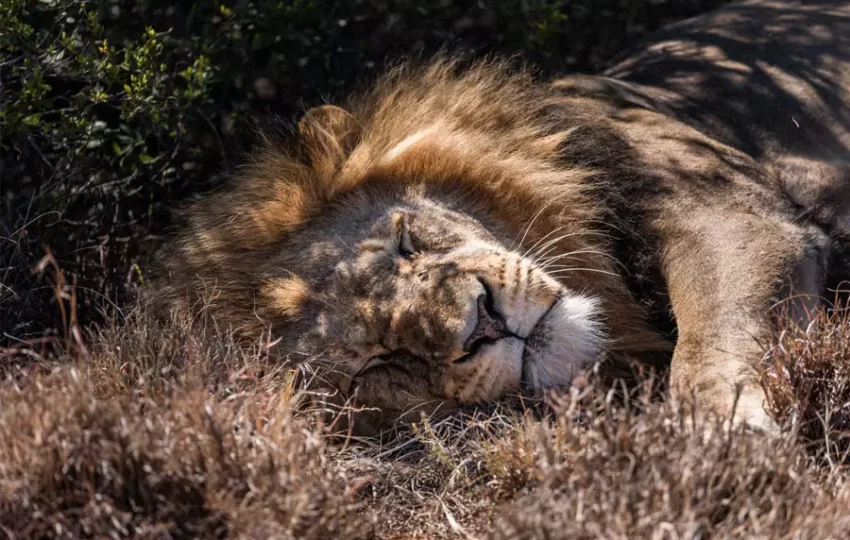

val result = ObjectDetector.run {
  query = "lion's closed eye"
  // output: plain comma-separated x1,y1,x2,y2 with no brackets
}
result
392,213,418,258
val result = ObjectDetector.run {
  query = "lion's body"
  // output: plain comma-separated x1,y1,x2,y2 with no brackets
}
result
162,0,850,431
556,0,850,426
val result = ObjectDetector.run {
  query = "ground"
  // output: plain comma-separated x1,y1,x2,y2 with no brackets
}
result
1,293,849,539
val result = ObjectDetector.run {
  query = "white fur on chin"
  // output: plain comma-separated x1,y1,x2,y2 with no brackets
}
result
525,292,603,389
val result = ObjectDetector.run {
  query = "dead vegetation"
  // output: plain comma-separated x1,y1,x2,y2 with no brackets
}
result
2,301,850,539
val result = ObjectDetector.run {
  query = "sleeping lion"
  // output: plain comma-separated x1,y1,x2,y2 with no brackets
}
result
162,0,850,433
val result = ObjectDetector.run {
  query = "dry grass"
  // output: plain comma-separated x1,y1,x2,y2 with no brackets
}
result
763,303,850,464
2,302,850,539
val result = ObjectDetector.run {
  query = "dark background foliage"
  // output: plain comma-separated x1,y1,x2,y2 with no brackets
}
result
1,0,730,345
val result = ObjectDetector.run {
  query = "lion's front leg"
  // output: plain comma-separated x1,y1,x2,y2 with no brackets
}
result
658,209,828,433
670,335,779,433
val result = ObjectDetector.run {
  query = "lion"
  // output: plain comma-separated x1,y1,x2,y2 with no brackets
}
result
160,0,850,433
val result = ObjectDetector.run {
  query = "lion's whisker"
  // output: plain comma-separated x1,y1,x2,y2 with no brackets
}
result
535,252,602,271
544,267,619,278
520,224,571,259
526,226,614,262
535,249,625,272
510,203,552,252
526,230,588,260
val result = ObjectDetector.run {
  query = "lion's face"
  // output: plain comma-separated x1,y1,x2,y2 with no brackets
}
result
263,184,602,412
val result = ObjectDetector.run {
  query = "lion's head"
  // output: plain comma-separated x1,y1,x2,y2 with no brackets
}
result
258,182,603,411
162,59,666,422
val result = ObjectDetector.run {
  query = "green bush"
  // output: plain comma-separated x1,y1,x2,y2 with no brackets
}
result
1,0,729,343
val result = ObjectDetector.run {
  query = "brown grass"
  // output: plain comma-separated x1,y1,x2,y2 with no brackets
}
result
2,302,850,539
763,303,850,464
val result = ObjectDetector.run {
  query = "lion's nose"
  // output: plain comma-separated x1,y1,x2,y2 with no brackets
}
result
462,291,509,352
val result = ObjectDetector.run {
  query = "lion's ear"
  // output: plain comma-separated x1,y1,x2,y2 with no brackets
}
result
297,104,361,158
